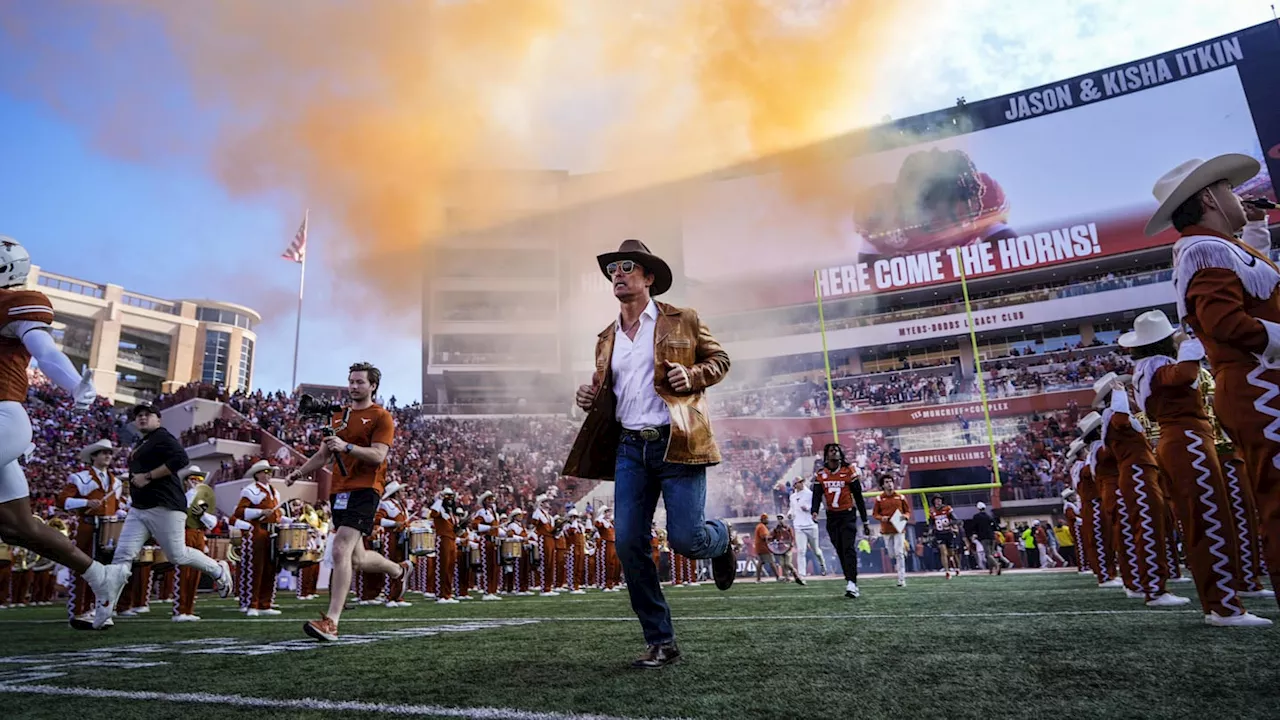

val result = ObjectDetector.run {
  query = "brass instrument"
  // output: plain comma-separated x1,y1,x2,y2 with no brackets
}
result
1200,368,1234,455
656,528,670,554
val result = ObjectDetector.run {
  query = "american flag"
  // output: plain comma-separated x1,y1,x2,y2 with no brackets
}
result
281,214,307,263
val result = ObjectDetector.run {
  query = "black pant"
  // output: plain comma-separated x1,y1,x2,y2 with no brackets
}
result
826,511,861,583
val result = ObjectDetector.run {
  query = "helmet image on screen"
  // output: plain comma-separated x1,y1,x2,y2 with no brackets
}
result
851,148,1014,256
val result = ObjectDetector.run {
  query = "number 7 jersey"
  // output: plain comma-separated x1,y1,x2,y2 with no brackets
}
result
815,465,859,512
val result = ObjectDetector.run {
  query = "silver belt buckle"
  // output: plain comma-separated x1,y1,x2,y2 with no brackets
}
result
639,427,661,442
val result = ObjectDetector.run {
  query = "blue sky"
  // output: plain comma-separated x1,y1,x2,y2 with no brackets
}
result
0,1,1273,401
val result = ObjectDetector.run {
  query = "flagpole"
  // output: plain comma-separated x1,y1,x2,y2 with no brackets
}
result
290,209,308,392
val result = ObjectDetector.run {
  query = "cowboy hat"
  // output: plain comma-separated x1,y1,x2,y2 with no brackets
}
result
1145,153,1260,236
1077,411,1103,437
177,465,207,482
1061,488,1075,499
596,239,672,296
1067,439,1084,459
1119,310,1177,348
441,487,456,497
244,459,275,480
535,494,548,504
510,508,525,516
568,508,580,517
1091,372,1132,408
478,490,494,502
79,439,114,463
382,480,403,500
597,505,609,514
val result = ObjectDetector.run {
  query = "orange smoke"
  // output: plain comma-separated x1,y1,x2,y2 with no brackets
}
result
0,0,916,314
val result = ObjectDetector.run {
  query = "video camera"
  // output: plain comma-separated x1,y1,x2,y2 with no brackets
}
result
296,393,350,477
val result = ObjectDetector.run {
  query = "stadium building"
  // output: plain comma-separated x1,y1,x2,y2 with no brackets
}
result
29,264,261,404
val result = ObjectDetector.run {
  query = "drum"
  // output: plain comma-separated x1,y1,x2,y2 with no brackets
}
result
274,523,310,557
207,537,231,561
500,538,523,562
152,547,172,572
0,543,10,562
11,547,31,572
469,545,483,568
409,524,437,557
766,540,792,556
528,541,541,566
97,516,125,554
136,546,157,564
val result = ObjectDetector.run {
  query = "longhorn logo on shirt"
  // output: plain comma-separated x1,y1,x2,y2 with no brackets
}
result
362,418,371,424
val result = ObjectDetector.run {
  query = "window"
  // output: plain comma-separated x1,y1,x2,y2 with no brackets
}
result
197,307,254,331
122,293,176,314
36,275,105,299
201,330,231,386
238,338,254,390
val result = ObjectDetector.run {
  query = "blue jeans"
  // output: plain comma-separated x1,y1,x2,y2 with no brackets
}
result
614,433,730,645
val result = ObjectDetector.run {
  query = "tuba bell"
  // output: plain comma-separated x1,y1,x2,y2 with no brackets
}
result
1199,368,1235,455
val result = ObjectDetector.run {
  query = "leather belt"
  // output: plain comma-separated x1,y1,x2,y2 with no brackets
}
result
621,425,670,442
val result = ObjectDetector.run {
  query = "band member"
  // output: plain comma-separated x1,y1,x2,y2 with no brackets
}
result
564,239,736,669
553,515,569,590
174,465,217,622
1157,154,1280,610
596,506,620,592
458,509,478,598
1124,309,1270,626
427,489,459,603
531,495,558,596
565,509,587,594
287,362,411,641
1095,374,1188,607
1061,488,1086,572
872,475,911,587
232,460,285,616
811,443,871,598
0,239,132,629
98,403,232,628
376,481,413,607
1069,437,1113,586
502,508,534,595
58,439,122,624
769,515,804,585
473,491,501,601
290,499,325,600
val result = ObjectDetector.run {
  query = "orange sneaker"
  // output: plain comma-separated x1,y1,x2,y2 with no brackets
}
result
303,614,338,642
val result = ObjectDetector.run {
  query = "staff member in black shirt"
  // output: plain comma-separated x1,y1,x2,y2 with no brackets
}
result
94,404,233,629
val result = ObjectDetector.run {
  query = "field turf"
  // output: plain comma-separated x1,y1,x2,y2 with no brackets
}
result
0,570,1277,720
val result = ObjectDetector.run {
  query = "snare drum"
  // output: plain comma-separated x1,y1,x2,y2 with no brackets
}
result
469,545,482,568
136,546,157,564
409,524,437,557
0,543,10,562
97,516,125,555
152,547,172,571
207,537,231,561
274,523,310,558
500,538,523,562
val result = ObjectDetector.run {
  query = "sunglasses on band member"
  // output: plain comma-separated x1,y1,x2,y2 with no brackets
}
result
606,260,640,276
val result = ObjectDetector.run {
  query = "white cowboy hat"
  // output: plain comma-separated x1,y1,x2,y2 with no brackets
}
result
440,487,456,497
597,505,609,514
535,494,549,504
382,481,403,500
1067,439,1084,459
1119,310,1177,348
1145,153,1260,236
1077,411,1103,437
478,490,494,502
1061,488,1075,499
79,439,114,463
177,465,206,482
510,508,525,516
1091,372,1132,408
568,508,580,517
244,459,276,480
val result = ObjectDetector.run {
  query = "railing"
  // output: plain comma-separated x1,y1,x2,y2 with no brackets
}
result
37,274,105,299
122,293,177,315
717,267,1175,341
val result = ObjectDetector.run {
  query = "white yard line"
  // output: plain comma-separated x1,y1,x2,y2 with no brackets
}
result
4,607,1265,625
0,683,686,720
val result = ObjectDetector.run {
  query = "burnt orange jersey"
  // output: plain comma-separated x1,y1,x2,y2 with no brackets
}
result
872,492,911,535
0,289,54,403
332,405,395,495
814,465,860,512
930,505,956,533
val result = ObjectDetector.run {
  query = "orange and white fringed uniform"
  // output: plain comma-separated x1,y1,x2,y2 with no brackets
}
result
1135,340,1246,618
57,466,121,620
531,505,556,594
595,515,618,591
1102,387,1169,601
1071,459,1112,584
1088,440,1128,589
473,505,501,598
1220,450,1268,594
231,480,283,612
428,499,456,601
375,496,410,604
1178,224,1280,607
564,518,585,593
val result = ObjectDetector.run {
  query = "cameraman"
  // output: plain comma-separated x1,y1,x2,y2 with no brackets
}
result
287,362,409,642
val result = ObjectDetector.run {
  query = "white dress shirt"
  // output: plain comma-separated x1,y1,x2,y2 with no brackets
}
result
611,299,671,430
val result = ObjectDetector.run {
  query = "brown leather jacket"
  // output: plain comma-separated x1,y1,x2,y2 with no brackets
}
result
562,301,730,480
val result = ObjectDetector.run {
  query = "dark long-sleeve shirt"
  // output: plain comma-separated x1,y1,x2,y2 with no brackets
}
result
127,427,190,512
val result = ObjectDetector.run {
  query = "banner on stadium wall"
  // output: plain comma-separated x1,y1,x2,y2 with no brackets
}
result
715,388,1093,437
679,24,1280,315
902,446,993,472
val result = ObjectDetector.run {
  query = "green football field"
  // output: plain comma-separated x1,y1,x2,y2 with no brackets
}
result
1,570,1278,720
